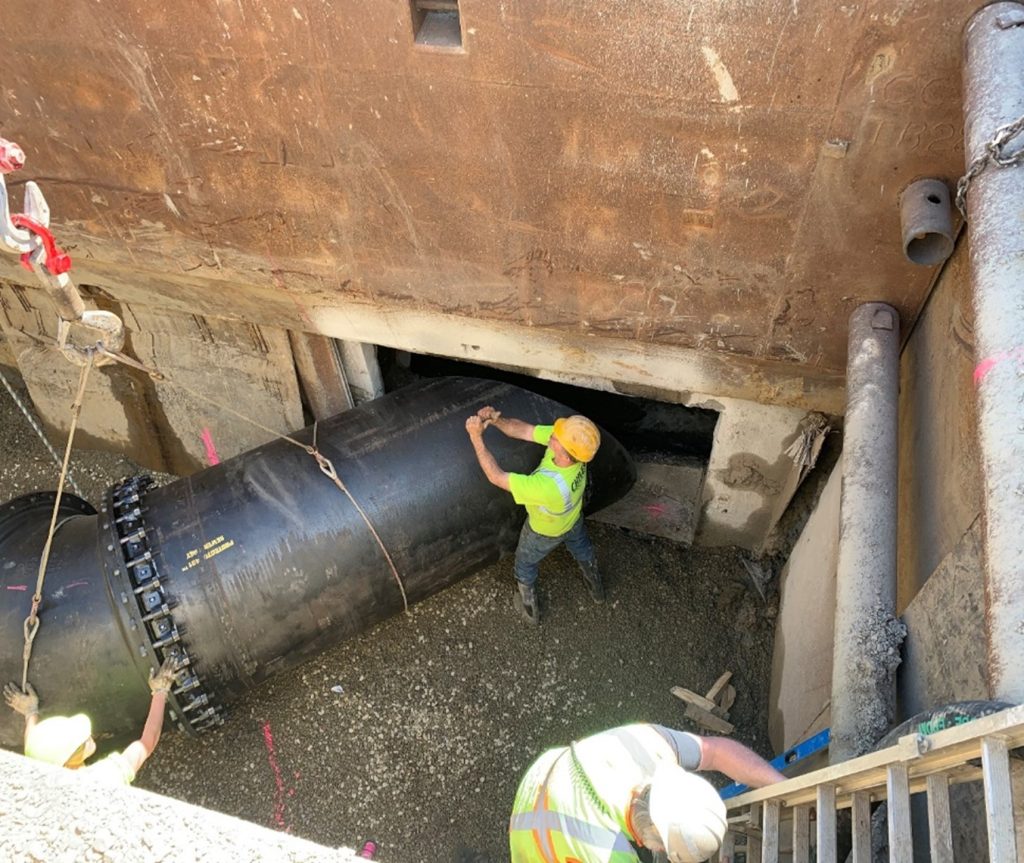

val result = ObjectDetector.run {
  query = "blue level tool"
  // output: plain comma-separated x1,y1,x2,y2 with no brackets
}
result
719,728,831,800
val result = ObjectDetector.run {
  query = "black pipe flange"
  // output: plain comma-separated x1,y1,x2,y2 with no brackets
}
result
106,476,225,735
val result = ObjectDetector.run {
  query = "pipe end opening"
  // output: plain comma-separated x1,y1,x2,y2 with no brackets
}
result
904,231,955,266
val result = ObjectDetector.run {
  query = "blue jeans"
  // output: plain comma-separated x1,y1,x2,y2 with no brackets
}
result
513,518,595,587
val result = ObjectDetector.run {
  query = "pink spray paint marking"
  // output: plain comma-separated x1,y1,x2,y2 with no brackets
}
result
261,721,295,832
644,503,668,518
6,585,27,591
65,580,89,590
974,346,1024,385
201,428,221,466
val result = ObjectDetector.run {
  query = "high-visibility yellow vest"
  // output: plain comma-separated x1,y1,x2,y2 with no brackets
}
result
508,426,586,537
509,724,698,863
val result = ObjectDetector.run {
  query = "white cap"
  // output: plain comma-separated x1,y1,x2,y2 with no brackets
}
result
648,763,728,863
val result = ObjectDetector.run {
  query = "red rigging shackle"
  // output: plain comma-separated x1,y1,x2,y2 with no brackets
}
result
0,139,26,174
9,214,73,275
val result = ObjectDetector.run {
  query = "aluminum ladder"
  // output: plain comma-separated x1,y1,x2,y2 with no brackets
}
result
720,704,1024,862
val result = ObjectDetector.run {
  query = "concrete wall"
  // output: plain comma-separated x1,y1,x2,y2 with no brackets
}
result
896,244,984,614
0,280,305,475
768,463,840,751
896,238,989,712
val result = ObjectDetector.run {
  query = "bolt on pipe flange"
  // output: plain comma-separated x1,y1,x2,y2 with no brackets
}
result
900,178,955,266
108,475,225,735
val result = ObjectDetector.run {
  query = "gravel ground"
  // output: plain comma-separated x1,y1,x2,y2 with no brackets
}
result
0,373,778,863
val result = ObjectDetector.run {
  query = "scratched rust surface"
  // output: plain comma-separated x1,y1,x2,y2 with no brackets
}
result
0,0,973,379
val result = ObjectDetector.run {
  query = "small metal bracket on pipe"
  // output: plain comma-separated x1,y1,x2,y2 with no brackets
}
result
899,179,955,266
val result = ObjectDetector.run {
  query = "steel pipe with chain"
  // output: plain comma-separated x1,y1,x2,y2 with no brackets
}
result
956,111,1024,217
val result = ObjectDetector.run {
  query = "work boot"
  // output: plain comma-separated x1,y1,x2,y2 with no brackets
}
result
579,560,606,603
513,581,541,626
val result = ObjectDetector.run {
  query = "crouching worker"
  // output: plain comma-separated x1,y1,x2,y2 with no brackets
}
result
509,723,785,862
3,656,178,785
466,406,603,625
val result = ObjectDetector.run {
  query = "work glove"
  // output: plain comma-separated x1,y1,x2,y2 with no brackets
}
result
148,657,179,695
631,785,667,855
3,681,39,717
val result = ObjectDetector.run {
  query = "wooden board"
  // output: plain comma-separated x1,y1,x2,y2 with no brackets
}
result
683,703,735,735
671,686,718,712
706,671,733,703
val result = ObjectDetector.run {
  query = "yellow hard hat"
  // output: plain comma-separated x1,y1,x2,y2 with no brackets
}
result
25,714,92,767
553,415,601,463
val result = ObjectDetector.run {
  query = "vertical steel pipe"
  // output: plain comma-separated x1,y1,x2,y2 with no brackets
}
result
963,2,1024,704
830,303,904,763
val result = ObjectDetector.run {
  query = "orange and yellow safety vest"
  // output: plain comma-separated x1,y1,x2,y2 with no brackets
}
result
509,724,702,863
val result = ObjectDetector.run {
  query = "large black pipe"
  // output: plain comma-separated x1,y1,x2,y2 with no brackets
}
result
1,377,635,749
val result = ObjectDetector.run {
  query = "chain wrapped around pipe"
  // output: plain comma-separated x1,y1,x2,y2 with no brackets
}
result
955,113,1024,217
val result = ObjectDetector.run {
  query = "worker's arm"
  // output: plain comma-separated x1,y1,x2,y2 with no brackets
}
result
697,736,786,788
122,658,177,775
466,416,511,491
23,712,38,752
3,682,39,753
476,406,536,443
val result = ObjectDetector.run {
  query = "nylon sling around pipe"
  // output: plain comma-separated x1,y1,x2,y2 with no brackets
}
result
21,350,94,693
97,345,411,613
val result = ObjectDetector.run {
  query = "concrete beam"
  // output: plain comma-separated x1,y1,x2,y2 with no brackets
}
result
696,396,822,551
1,260,845,414
311,304,844,415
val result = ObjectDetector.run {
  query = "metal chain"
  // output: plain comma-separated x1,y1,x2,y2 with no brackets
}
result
22,351,95,691
0,364,83,497
955,113,1024,218
99,346,411,613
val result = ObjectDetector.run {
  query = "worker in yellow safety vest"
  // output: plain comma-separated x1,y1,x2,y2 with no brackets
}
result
3,657,177,785
466,406,603,625
509,723,785,863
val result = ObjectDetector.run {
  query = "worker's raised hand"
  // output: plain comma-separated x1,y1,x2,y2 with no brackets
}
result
148,656,179,695
3,681,38,717
476,406,501,426
465,415,484,437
